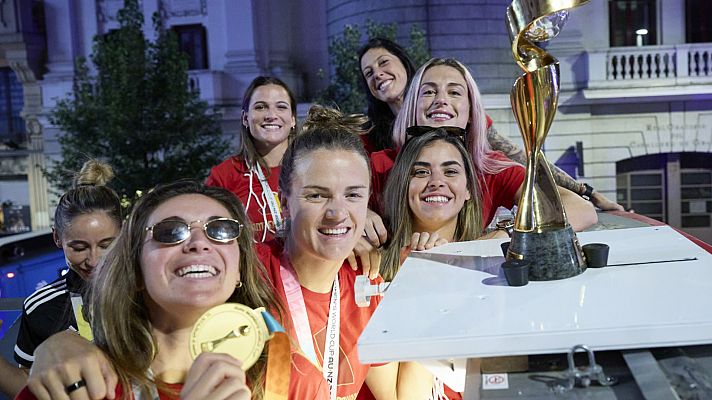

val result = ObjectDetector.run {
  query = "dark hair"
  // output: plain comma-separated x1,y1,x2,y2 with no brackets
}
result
89,179,282,400
238,76,297,169
279,105,371,198
357,38,416,151
54,160,122,239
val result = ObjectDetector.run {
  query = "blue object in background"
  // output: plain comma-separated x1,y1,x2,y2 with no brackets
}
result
0,310,21,341
0,230,65,299
0,231,64,400
555,144,581,179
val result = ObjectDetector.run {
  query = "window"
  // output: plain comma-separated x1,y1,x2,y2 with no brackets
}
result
0,68,26,149
686,0,712,43
617,153,712,242
609,0,657,47
172,25,208,70
680,170,712,228
617,171,666,222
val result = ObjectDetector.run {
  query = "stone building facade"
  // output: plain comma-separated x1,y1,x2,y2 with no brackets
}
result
1,0,710,241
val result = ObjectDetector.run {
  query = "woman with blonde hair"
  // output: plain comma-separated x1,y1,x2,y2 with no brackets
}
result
15,159,122,364
372,58,597,231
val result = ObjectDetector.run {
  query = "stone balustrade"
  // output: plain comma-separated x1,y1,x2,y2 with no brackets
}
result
588,43,712,89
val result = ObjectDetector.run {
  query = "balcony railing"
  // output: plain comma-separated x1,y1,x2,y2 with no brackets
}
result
588,43,712,90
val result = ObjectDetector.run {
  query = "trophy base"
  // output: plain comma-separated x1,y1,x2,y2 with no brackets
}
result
507,226,585,281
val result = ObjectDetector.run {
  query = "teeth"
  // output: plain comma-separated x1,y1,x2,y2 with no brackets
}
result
424,196,449,203
262,124,281,129
177,264,218,278
320,227,349,235
378,80,392,91
428,113,452,120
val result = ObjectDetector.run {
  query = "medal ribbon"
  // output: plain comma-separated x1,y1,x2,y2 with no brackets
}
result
262,310,290,400
280,256,340,400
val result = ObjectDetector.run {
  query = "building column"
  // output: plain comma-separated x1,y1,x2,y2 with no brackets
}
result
660,1,685,45
220,0,262,103
7,56,50,230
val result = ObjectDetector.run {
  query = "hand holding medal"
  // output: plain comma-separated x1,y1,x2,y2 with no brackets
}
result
190,303,291,399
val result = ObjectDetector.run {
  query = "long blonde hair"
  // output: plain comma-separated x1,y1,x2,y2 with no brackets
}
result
392,58,516,177
88,180,282,400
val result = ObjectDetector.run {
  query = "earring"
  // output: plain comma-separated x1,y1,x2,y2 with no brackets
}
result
236,281,243,288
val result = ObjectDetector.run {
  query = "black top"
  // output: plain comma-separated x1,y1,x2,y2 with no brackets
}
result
14,269,85,368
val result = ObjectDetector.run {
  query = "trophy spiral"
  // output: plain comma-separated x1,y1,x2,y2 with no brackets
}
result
505,0,589,280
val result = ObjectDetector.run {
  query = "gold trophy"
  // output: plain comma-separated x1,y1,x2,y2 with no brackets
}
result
505,0,589,280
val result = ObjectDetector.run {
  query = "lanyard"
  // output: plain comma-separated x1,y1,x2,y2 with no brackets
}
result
254,162,284,232
280,256,340,400
69,294,93,341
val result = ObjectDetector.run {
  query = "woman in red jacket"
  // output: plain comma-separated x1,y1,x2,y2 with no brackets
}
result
206,76,297,242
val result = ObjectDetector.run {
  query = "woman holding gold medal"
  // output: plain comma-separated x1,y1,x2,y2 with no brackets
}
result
16,180,329,400
22,106,432,400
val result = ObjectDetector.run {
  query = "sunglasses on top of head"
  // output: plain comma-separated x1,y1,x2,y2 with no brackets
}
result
405,125,467,143
145,218,243,245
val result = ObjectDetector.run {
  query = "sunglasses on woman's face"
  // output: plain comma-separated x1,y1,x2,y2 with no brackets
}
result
405,125,467,143
145,218,243,244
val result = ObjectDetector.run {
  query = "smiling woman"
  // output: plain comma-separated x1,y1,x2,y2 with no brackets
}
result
250,105,433,399
358,38,416,153
380,129,486,281
206,76,298,242
5,160,122,397
15,181,331,400
383,58,598,232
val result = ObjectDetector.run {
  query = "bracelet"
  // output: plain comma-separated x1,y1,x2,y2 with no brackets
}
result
495,218,515,237
581,183,594,201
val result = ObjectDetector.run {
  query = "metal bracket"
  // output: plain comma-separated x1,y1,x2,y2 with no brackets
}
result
354,275,390,307
554,344,617,392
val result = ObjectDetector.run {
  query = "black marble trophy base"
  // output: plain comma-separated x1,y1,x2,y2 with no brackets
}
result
507,226,586,281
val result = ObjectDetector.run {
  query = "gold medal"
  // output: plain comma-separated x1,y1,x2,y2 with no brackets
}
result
190,303,270,370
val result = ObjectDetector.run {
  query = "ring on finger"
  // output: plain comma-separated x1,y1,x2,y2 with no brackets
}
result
65,380,87,394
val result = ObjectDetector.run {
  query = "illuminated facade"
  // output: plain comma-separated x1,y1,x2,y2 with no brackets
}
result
0,0,710,241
